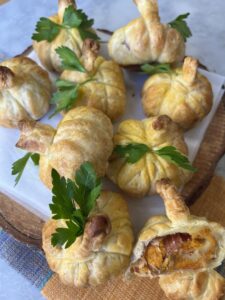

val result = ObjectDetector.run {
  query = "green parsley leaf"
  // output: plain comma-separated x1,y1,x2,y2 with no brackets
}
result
31,153,40,166
141,63,172,75
55,46,86,72
70,9,99,41
74,162,102,216
51,220,83,248
32,17,61,42
49,84,79,118
50,162,102,248
49,169,75,220
114,143,196,172
78,28,99,41
62,5,83,28
49,78,94,118
168,13,192,42
12,153,40,186
154,146,197,172
114,144,150,163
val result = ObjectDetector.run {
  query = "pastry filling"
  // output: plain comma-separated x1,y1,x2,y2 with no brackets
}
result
132,228,218,275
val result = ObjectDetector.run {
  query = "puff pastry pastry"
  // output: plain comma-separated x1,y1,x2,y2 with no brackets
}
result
142,57,213,129
159,270,225,300
127,179,225,299
33,0,97,73
107,115,191,197
60,39,126,120
108,0,185,66
43,191,134,287
16,106,113,188
0,57,51,128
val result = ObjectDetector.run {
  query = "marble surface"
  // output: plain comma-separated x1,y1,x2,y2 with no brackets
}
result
0,0,225,299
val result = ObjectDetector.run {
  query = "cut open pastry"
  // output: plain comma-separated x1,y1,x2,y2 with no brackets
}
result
15,106,113,188
0,57,51,128
108,0,185,66
127,179,225,299
43,191,134,287
33,0,98,73
142,57,213,129
107,115,192,197
60,39,126,120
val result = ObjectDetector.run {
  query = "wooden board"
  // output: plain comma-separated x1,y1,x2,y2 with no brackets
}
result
0,92,225,248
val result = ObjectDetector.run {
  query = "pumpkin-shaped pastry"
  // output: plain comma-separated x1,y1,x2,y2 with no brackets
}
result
127,179,225,300
142,57,213,129
15,106,113,188
0,57,51,128
159,270,225,300
43,162,134,287
107,115,193,197
56,40,126,120
32,0,99,73
108,0,189,66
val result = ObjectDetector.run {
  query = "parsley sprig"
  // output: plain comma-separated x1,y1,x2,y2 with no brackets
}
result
114,144,196,172
141,63,172,75
168,13,192,42
50,162,102,248
56,46,86,72
49,78,94,118
12,153,40,185
32,6,99,42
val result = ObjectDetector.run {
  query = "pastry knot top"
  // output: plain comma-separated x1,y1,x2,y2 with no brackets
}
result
108,0,185,66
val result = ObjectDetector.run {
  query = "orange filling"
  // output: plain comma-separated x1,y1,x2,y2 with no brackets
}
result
134,228,217,275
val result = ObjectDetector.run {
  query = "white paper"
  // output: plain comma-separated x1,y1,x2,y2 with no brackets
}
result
0,44,224,235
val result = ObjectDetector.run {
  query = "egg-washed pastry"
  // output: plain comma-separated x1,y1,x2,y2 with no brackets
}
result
108,0,191,66
0,57,51,128
32,0,99,73
52,39,126,120
43,162,134,287
159,270,225,300
107,115,194,197
142,57,213,130
127,179,225,299
14,106,113,188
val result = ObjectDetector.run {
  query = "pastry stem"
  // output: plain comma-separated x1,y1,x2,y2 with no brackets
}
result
134,0,160,24
182,56,198,85
16,120,56,155
156,178,190,223
0,66,15,89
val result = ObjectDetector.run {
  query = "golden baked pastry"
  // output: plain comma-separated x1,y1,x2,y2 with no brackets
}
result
33,0,98,73
142,57,213,129
159,270,225,300
43,190,134,287
59,40,126,120
107,115,192,197
127,179,225,299
108,0,186,66
0,57,51,128
16,106,113,188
